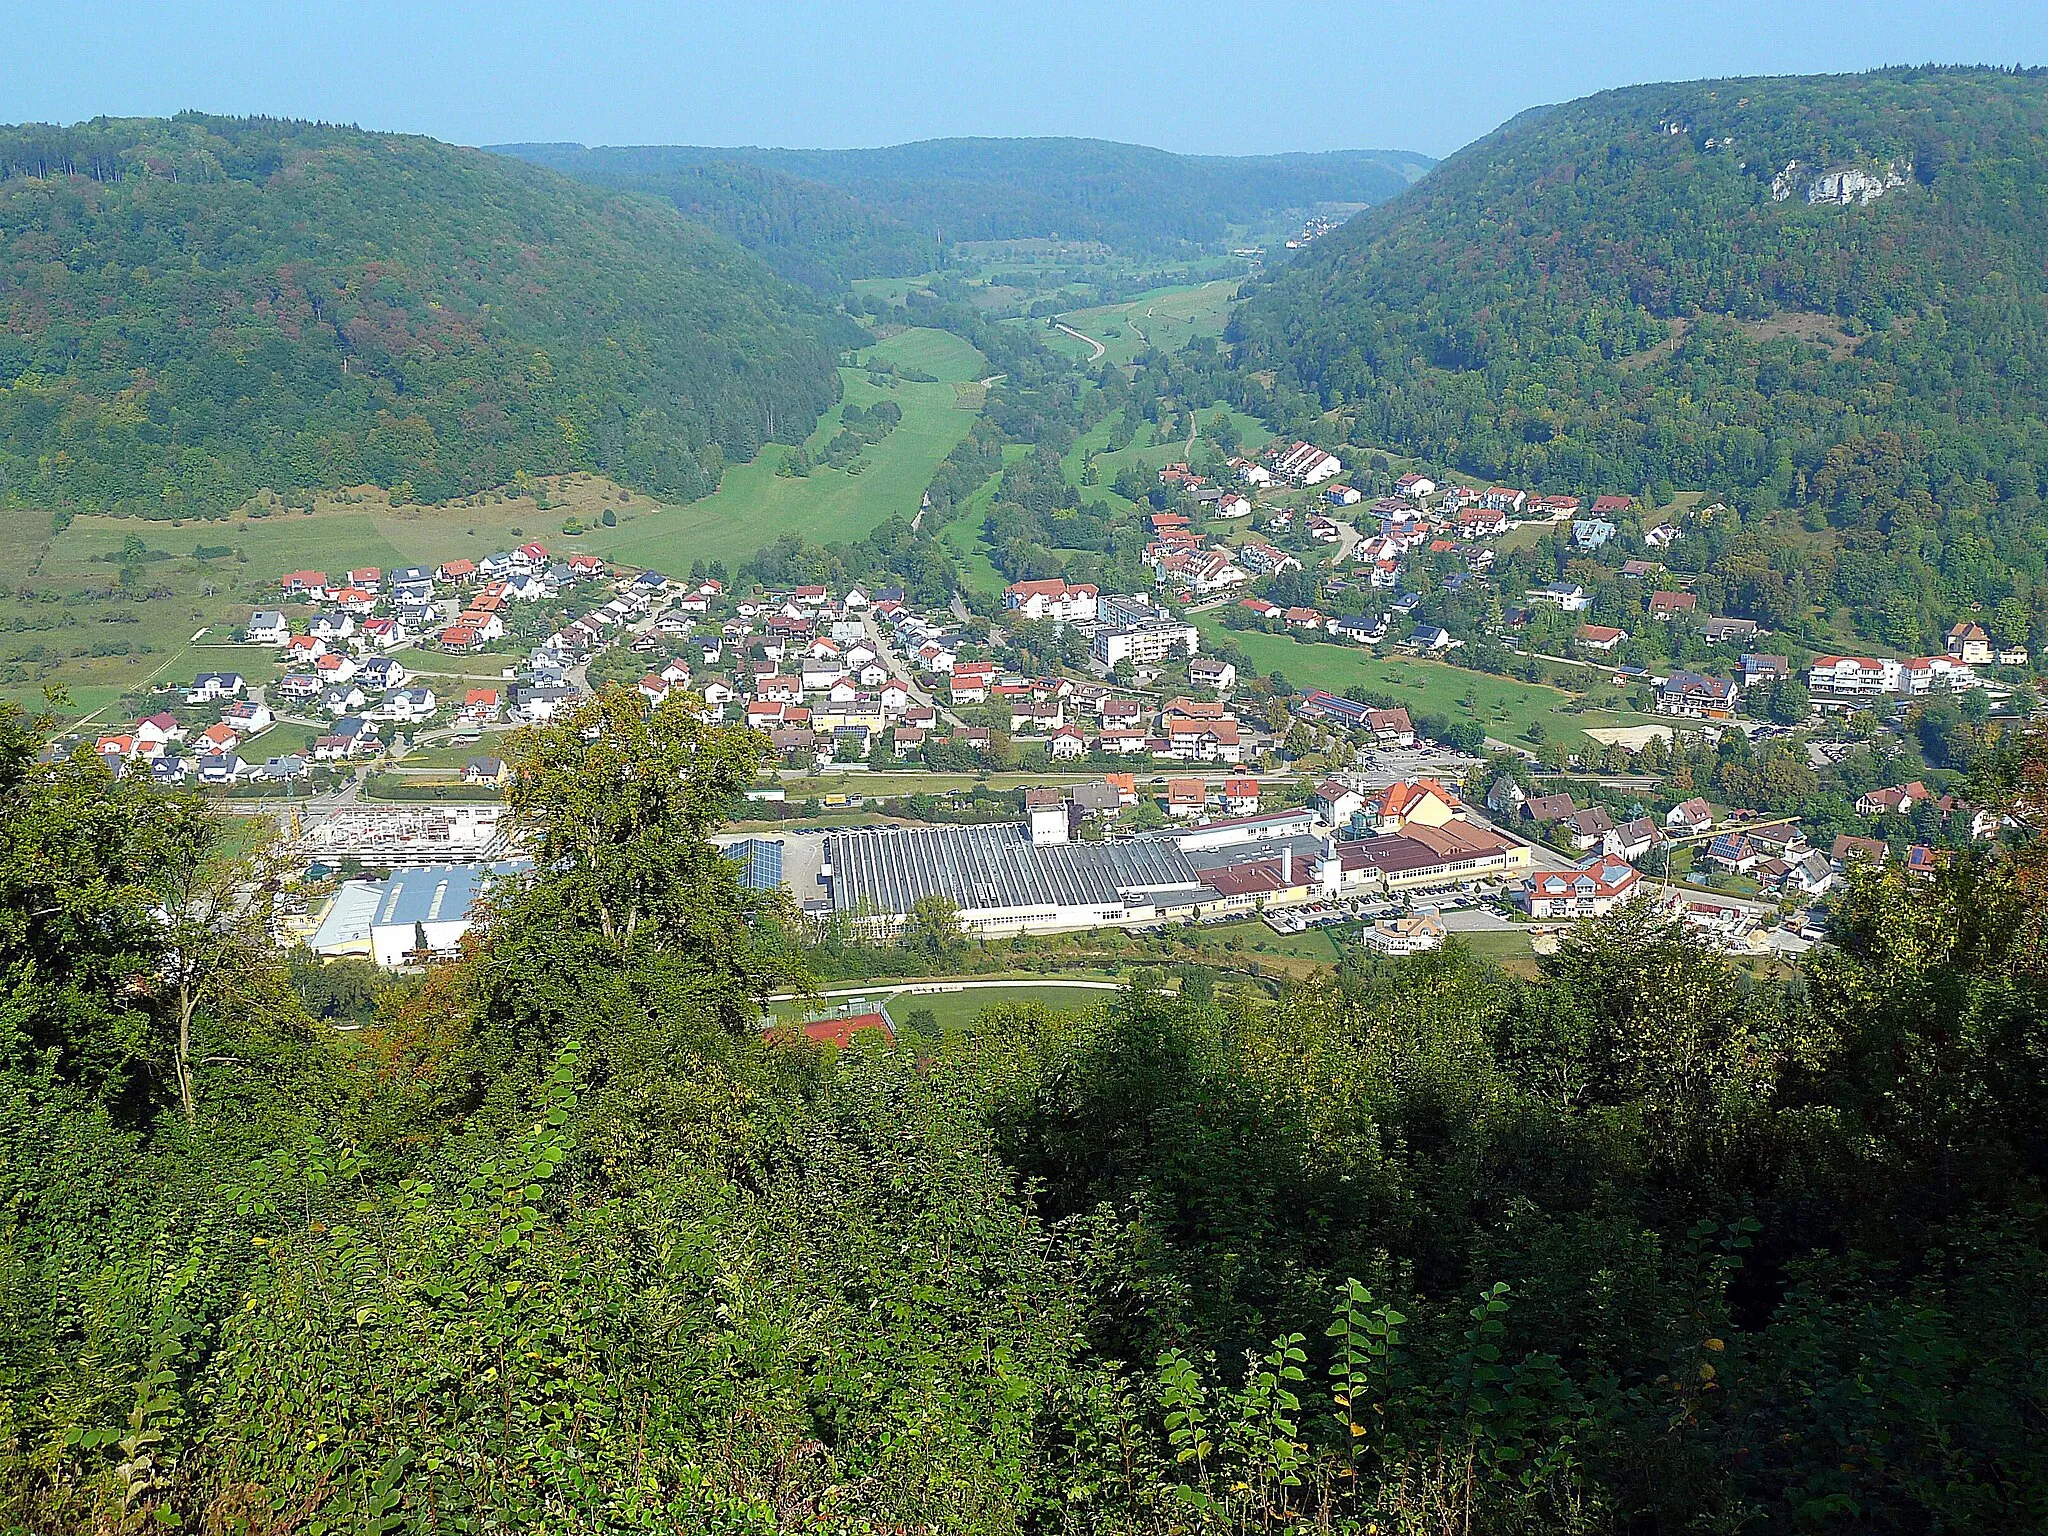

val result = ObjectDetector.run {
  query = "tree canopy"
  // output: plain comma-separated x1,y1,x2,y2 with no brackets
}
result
0,115,856,518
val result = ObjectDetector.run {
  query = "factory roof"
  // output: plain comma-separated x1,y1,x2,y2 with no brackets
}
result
828,823,1201,919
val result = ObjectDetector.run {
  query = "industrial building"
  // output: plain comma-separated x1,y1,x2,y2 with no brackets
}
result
305,861,526,968
816,777,1548,937
825,822,1209,937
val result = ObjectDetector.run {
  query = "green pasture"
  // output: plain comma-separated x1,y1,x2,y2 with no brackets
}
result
582,328,987,572
1195,616,1656,750
1054,278,1244,366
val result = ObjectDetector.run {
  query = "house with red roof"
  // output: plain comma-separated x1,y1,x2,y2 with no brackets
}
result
1366,778,1463,834
1518,855,1644,918
1220,776,1262,815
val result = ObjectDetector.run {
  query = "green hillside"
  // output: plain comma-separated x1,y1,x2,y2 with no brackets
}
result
496,137,1436,266
1234,67,2048,506
0,115,855,520
488,148,938,290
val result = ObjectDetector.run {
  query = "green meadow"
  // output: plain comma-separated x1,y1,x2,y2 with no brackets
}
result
1194,615,1657,751
1050,278,1245,366
581,327,987,572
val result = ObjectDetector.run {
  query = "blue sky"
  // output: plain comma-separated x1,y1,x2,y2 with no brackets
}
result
14,1,2048,158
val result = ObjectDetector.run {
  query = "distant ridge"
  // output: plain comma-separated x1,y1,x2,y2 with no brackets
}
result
491,137,1435,284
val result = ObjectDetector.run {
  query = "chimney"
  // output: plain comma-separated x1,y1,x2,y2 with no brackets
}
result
1281,845,1293,885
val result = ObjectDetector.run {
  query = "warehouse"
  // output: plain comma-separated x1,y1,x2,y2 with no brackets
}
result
305,861,526,968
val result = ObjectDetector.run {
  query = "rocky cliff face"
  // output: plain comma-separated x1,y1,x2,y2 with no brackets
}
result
1771,157,1912,204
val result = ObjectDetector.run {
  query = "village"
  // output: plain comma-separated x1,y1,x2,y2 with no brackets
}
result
60,425,2017,977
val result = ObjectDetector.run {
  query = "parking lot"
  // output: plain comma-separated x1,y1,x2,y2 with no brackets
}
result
1262,883,1517,935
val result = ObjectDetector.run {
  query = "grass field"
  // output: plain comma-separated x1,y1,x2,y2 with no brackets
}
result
581,328,987,571
1195,616,1657,751
1450,929,1540,971
772,979,1116,1037
1180,916,1345,966
1052,279,1244,367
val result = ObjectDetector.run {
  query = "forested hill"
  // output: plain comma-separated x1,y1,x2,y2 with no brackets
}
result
0,115,856,519
487,148,941,290
1232,67,2048,507
493,137,1436,278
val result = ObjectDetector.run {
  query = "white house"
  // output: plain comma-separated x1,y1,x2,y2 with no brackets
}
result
1530,583,1592,613
245,611,289,646
1004,579,1099,622
186,672,246,703
379,688,438,724
1807,656,1901,695
1270,441,1343,486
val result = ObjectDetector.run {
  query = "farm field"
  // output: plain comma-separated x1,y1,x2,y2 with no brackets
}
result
1195,615,1657,751
580,327,987,571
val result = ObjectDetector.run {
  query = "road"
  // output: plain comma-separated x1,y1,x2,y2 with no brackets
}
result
1051,322,1106,362
863,611,965,728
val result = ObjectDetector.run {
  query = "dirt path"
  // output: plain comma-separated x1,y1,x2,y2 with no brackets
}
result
1052,322,1107,362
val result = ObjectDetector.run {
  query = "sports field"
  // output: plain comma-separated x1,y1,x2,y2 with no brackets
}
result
1195,616,1657,750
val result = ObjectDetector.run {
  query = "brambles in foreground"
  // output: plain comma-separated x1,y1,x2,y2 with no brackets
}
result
2,706,2046,1531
